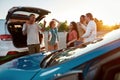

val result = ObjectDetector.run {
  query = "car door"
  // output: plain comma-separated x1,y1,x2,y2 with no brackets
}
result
54,71,83,80
94,48,120,80
72,47,120,80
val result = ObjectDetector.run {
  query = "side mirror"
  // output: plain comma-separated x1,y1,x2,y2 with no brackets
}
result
54,71,83,80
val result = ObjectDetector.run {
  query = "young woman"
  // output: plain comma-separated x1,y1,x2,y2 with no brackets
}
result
66,21,79,48
48,19,60,51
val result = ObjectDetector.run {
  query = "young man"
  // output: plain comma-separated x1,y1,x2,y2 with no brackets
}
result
75,15,87,46
22,14,46,54
82,13,97,43
77,15,86,39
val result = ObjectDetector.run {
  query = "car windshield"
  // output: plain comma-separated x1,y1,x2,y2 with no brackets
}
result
41,29,120,68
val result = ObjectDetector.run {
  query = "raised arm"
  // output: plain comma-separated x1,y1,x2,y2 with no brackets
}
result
38,20,46,32
41,20,46,31
43,19,47,28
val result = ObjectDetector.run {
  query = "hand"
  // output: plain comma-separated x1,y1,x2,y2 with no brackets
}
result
79,38,84,42
67,42,71,46
25,21,29,27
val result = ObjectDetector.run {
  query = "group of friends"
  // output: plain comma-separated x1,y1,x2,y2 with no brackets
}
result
22,13,97,54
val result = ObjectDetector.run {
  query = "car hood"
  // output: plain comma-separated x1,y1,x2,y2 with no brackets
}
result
0,53,46,80
0,52,46,70
0,69,39,80
6,6,51,23
0,51,53,80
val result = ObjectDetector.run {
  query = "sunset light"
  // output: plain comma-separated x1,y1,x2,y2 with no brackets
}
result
0,0,120,25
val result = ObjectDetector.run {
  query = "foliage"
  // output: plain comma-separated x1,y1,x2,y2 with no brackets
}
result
94,18,103,31
112,24,120,30
58,20,68,32
94,18,120,31
39,19,120,32
39,21,69,32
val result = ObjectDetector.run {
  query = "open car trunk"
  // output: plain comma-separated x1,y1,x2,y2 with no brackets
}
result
7,22,27,48
6,7,51,48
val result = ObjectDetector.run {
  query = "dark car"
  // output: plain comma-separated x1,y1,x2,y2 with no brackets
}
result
0,6,50,64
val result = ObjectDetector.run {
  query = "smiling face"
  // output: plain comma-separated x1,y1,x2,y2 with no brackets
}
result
80,15,86,24
80,17,84,22
69,23,73,30
49,20,56,29
85,16,90,23
85,13,94,23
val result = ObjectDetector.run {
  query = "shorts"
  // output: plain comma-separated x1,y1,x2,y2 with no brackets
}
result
28,44,40,54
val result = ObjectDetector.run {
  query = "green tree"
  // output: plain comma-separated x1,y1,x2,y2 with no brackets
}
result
58,20,68,32
39,22,50,31
39,21,69,32
45,26,50,31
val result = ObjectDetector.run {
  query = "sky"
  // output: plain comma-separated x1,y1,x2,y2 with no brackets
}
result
0,0,120,25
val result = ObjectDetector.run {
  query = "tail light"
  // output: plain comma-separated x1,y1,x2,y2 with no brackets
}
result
7,51,17,55
0,34,12,41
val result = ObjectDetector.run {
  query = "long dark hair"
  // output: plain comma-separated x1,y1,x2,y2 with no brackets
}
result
70,21,79,39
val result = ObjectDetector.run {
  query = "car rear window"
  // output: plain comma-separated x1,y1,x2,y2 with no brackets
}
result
13,11,39,18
